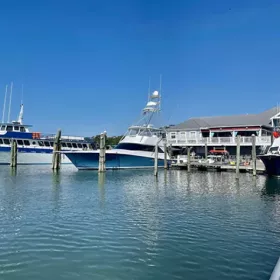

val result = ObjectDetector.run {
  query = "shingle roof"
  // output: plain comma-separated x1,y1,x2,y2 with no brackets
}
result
168,107,279,131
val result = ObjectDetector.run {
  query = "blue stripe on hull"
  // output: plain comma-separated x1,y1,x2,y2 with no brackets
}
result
66,152,165,170
259,155,280,176
0,146,53,153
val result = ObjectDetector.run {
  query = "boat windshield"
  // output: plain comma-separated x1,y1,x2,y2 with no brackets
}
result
269,147,279,153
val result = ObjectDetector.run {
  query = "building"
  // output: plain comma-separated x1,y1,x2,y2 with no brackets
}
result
166,107,280,156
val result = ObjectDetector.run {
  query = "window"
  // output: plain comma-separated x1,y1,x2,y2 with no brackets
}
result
61,142,66,147
0,139,3,144
82,144,87,149
44,141,50,147
6,126,13,132
72,143,77,148
38,141,44,146
3,139,10,145
17,140,23,145
24,140,30,146
77,143,82,148
14,126,19,131
20,127,25,132
32,141,36,145
1,126,5,131
67,143,72,148
171,133,176,139
115,143,164,153
50,142,54,147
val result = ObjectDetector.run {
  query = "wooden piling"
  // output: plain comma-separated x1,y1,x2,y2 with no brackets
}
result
164,141,168,169
187,147,191,172
154,141,158,176
204,143,208,159
52,129,62,170
10,140,17,168
98,132,106,172
252,134,256,176
236,135,240,179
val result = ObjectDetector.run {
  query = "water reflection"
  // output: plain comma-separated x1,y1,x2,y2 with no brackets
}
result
261,177,280,196
52,171,62,214
98,173,106,208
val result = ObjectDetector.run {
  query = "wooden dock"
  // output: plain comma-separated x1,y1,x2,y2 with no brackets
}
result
171,160,266,174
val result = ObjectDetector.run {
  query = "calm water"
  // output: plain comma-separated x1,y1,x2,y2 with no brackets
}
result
0,166,280,279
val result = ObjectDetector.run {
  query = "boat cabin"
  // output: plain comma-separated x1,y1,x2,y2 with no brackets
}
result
0,122,31,133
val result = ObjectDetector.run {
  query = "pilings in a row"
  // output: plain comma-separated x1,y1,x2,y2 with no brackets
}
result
10,140,17,168
98,132,106,173
52,129,62,170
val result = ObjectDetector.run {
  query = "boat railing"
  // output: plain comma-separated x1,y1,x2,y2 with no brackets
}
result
167,136,272,146
40,133,90,142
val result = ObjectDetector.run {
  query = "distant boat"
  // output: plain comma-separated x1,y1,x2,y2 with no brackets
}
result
64,88,171,170
259,131,280,176
0,104,95,165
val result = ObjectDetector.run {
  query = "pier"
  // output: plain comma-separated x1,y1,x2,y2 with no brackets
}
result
171,160,266,174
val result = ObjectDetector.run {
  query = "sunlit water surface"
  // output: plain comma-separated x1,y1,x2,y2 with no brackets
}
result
0,166,280,279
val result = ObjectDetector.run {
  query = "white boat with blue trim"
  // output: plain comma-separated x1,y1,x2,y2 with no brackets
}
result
64,89,171,170
0,104,94,165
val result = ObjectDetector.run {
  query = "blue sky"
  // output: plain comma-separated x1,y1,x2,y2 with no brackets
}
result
0,0,280,136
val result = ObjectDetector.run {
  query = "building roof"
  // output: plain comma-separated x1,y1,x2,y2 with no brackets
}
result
168,107,279,131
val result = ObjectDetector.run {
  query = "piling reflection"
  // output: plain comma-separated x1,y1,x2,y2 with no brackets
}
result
98,173,106,207
52,171,62,214
261,177,280,196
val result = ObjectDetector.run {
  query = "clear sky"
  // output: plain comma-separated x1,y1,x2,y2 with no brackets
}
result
0,0,280,136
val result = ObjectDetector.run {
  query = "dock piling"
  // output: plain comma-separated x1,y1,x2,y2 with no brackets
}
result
98,132,106,172
252,134,256,176
236,135,240,179
164,141,168,169
52,129,62,170
10,140,17,168
154,141,158,176
187,147,191,172
204,143,208,159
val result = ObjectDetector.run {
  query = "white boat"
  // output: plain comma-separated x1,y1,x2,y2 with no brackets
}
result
64,88,171,170
0,104,94,165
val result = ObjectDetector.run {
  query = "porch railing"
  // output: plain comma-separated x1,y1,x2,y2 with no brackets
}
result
167,136,272,146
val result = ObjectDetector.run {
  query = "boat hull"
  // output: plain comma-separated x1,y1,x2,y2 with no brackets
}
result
65,150,166,170
259,155,280,176
0,150,72,165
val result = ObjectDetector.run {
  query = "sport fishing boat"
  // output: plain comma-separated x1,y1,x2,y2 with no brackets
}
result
0,104,95,165
259,131,280,176
64,89,171,170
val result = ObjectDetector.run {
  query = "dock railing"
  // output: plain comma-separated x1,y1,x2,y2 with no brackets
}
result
167,136,271,146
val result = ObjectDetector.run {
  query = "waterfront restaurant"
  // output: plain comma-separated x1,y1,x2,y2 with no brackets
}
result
166,107,280,156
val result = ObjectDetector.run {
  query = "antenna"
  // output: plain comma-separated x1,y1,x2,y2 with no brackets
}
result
159,74,162,112
2,85,8,123
21,84,24,105
7,81,13,123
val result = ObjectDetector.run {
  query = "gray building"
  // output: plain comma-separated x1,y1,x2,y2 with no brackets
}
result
166,107,280,156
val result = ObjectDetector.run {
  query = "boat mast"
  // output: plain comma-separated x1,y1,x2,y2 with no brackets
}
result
17,84,24,124
7,81,13,123
2,84,8,123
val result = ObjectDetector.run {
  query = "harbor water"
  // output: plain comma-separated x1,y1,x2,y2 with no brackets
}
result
0,166,280,279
